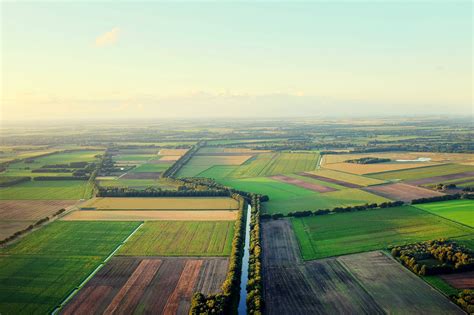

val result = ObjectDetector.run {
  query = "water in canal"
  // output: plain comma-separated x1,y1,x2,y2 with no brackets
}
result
238,204,251,315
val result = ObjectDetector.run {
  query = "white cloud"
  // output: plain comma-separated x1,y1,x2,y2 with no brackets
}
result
95,27,120,47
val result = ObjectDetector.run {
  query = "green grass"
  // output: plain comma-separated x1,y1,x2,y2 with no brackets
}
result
218,177,389,214
0,180,92,200
197,165,238,179
422,276,460,296
291,206,474,260
119,221,234,256
286,173,345,190
0,221,140,314
131,163,171,173
227,152,319,178
370,163,474,181
414,199,474,227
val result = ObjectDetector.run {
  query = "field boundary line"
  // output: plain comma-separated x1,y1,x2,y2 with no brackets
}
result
50,222,144,315
365,162,451,176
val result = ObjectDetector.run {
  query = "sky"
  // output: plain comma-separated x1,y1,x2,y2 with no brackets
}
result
1,1,472,121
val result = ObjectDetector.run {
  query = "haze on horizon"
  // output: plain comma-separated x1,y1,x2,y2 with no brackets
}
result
1,1,472,121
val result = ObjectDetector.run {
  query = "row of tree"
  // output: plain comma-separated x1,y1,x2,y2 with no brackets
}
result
0,208,65,246
190,194,246,314
453,290,474,314
247,195,263,314
261,201,405,219
161,141,205,178
97,186,231,197
345,157,391,164
411,193,473,204
0,176,30,187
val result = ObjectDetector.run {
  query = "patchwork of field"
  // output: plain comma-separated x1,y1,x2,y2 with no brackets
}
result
119,221,234,256
405,171,474,186
62,210,238,221
271,174,337,193
62,256,228,315
0,221,140,314
218,177,389,214
177,155,252,177
291,206,474,260
2,150,102,178
370,163,474,181
362,182,444,202
228,152,320,178
414,199,474,227
302,169,385,187
0,180,93,200
82,197,240,210
261,220,462,315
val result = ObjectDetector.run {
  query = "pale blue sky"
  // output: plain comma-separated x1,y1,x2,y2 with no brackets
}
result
1,1,472,120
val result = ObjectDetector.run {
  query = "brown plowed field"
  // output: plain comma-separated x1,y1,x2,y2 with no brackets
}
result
271,175,336,193
0,200,76,220
441,271,474,289
61,257,228,315
261,220,463,315
362,183,444,202
299,172,362,188
405,171,474,186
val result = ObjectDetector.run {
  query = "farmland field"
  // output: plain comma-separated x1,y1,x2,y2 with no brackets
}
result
0,221,140,314
291,206,474,260
62,210,238,221
362,182,444,202
218,177,389,214
0,200,75,220
0,180,93,200
370,163,474,181
261,220,462,315
270,174,337,193
62,256,229,315
0,221,35,239
414,199,474,227
177,155,252,177
119,221,235,256
303,169,385,186
82,197,240,210
227,152,320,178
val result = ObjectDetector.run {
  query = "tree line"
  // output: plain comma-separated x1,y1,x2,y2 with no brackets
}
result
247,195,264,314
190,194,246,314
161,141,205,178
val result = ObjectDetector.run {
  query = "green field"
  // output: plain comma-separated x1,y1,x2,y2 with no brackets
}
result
196,165,239,179
292,206,474,260
227,152,319,178
218,177,389,214
98,178,177,190
414,199,474,227
176,155,247,177
370,163,473,181
112,154,156,161
0,180,92,200
119,221,234,256
0,221,140,314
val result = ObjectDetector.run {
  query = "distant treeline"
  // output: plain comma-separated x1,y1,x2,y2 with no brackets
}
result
97,187,230,197
0,176,31,187
34,176,89,181
161,141,205,178
411,193,473,204
345,157,391,164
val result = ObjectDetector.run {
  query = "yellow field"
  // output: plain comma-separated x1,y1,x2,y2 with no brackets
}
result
158,149,188,156
61,210,238,221
158,155,181,161
82,197,240,210
306,169,385,186
322,152,474,165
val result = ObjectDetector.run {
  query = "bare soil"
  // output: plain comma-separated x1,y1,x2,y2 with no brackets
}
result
362,183,444,202
441,271,474,289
